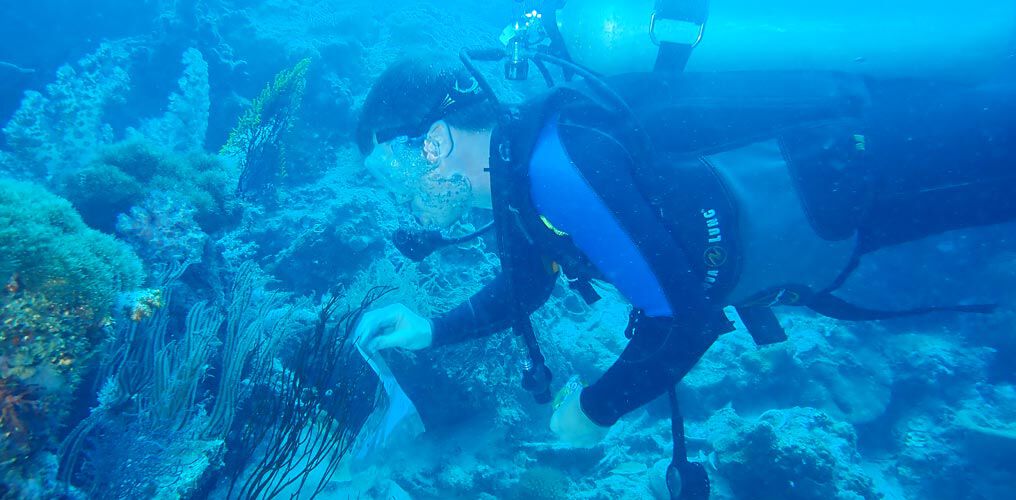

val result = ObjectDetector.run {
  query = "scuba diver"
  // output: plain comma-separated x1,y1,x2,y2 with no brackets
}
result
354,1,1016,498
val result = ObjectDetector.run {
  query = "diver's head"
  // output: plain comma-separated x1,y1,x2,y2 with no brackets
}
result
357,57,499,229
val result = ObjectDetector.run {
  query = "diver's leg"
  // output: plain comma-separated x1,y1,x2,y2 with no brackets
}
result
581,312,726,426
856,81,1016,254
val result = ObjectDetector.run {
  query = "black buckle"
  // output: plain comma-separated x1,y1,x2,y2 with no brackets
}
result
624,308,642,339
667,461,710,500
521,363,553,404
649,12,705,48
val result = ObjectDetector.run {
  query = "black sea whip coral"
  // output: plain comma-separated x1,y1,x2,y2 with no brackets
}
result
221,58,311,202
224,286,392,499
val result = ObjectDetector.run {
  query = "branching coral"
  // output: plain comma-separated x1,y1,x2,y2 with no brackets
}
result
150,301,222,430
3,44,233,242
1,42,132,181
128,48,211,153
57,262,218,494
2,44,215,186
53,299,221,498
221,58,311,200
57,261,384,499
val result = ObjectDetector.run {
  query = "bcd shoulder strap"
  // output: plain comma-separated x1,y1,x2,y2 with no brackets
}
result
653,0,710,73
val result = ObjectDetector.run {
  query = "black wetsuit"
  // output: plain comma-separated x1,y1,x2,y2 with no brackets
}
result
431,73,1016,426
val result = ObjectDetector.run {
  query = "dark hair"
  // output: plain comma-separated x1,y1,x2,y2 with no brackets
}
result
356,56,499,155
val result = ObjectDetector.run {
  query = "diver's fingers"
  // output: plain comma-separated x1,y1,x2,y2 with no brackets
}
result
355,305,403,348
354,310,385,346
353,313,376,346
369,332,401,352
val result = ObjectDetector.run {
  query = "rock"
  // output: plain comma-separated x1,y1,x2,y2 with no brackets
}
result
683,313,893,424
884,332,992,402
648,458,671,500
954,384,1016,460
891,409,968,500
611,461,649,476
708,407,880,500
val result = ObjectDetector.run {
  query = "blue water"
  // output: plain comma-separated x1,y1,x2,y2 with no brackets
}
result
1,1,1015,498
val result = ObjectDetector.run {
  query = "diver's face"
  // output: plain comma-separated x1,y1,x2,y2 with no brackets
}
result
363,131,472,229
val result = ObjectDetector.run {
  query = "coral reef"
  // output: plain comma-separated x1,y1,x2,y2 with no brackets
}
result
0,179,142,490
56,261,382,499
0,178,143,319
708,407,880,500
221,58,311,200
116,191,208,267
57,277,226,498
883,330,991,402
76,415,223,500
1,2,1013,499
61,139,238,234
511,466,570,500
682,314,893,424
955,385,1016,449
879,383,1016,500
127,48,211,153
2,43,235,240
0,283,101,426
2,42,132,182
250,160,400,293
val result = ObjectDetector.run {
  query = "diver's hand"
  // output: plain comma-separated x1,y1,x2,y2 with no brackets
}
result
355,304,433,352
550,380,608,448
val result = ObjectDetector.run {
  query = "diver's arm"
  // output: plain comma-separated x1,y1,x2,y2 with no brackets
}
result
430,252,558,347
580,314,720,426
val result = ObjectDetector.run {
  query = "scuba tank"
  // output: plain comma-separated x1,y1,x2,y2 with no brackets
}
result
555,0,1016,82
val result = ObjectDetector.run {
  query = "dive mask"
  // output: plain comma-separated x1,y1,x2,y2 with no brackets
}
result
363,134,435,204
364,133,474,229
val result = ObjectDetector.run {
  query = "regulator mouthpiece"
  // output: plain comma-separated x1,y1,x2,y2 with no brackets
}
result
393,228,447,262
393,221,495,262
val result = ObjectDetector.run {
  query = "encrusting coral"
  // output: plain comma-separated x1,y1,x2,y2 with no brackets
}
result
511,466,570,500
